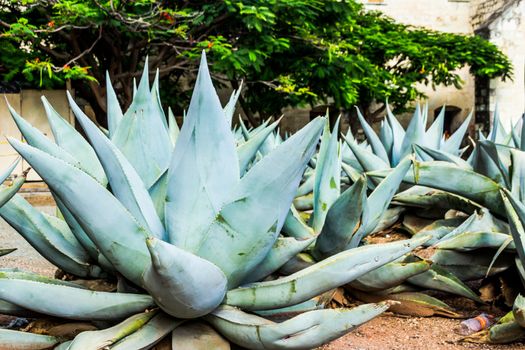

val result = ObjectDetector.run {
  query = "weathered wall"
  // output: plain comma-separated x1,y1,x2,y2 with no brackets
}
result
481,0,525,129
363,0,472,34
363,0,475,126
471,0,515,28
0,90,73,180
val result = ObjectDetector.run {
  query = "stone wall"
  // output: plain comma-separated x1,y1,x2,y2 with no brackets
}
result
471,0,517,29
362,0,474,127
482,0,525,128
363,0,472,34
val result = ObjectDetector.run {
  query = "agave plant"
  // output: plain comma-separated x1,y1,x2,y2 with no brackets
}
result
273,111,483,317
0,53,432,349
282,116,416,251
342,104,472,176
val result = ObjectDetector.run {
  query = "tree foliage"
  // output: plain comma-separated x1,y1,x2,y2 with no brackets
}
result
0,0,513,125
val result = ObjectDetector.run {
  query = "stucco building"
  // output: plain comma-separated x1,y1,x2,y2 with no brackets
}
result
362,0,525,132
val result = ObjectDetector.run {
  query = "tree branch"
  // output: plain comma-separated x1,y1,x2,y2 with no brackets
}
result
56,26,103,71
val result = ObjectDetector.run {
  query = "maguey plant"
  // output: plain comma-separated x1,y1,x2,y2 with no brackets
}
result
356,107,525,343
341,104,472,175
0,53,431,349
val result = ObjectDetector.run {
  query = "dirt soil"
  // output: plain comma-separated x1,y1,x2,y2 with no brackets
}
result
321,315,524,350
0,202,524,350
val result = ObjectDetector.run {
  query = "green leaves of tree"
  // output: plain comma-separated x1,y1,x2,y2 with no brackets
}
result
0,0,512,120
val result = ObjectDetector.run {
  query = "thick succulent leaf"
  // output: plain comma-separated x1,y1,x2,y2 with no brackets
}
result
296,174,314,197
412,218,465,246
42,96,107,184
422,103,429,126
278,253,315,276
413,144,472,169
399,105,425,159
171,322,230,350
485,320,525,344
349,156,412,248
436,231,514,251
0,299,36,317
0,269,85,288
0,275,154,320
193,117,324,288
441,113,472,155
517,257,525,288
351,290,461,318
207,303,389,350
110,312,181,350
378,120,393,160
112,59,172,188
243,236,315,284
393,186,482,214
513,294,525,328
435,208,508,245
106,71,124,137
341,163,363,183
510,149,525,202
428,249,513,281
9,139,152,285
282,206,314,240
55,341,72,350
0,158,20,186
471,142,507,186
53,196,110,270
520,114,525,151
70,95,165,240
238,116,250,140
488,107,501,142
407,265,482,302
253,298,325,319
43,212,92,259
487,107,512,145
511,117,521,148
0,175,24,208
348,259,431,292
224,81,243,126
501,189,525,272
344,137,389,173
151,69,168,129
313,177,367,259
385,103,405,165
168,107,180,146
225,236,429,311
166,53,240,250
0,329,59,349
143,238,227,319
8,103,81,168
68,311,157,349
0,194,102,278
356,108,389,163
478,140,511,188
148,170,168,224
312,118,341,233
368,161,506,217
424,106,445,150
237,119,279,174
371,206,405,234
293,193,313,211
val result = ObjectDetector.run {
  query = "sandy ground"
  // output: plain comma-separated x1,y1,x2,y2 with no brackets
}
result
0,200,523,349
0,203,56,277
322,315,525,350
